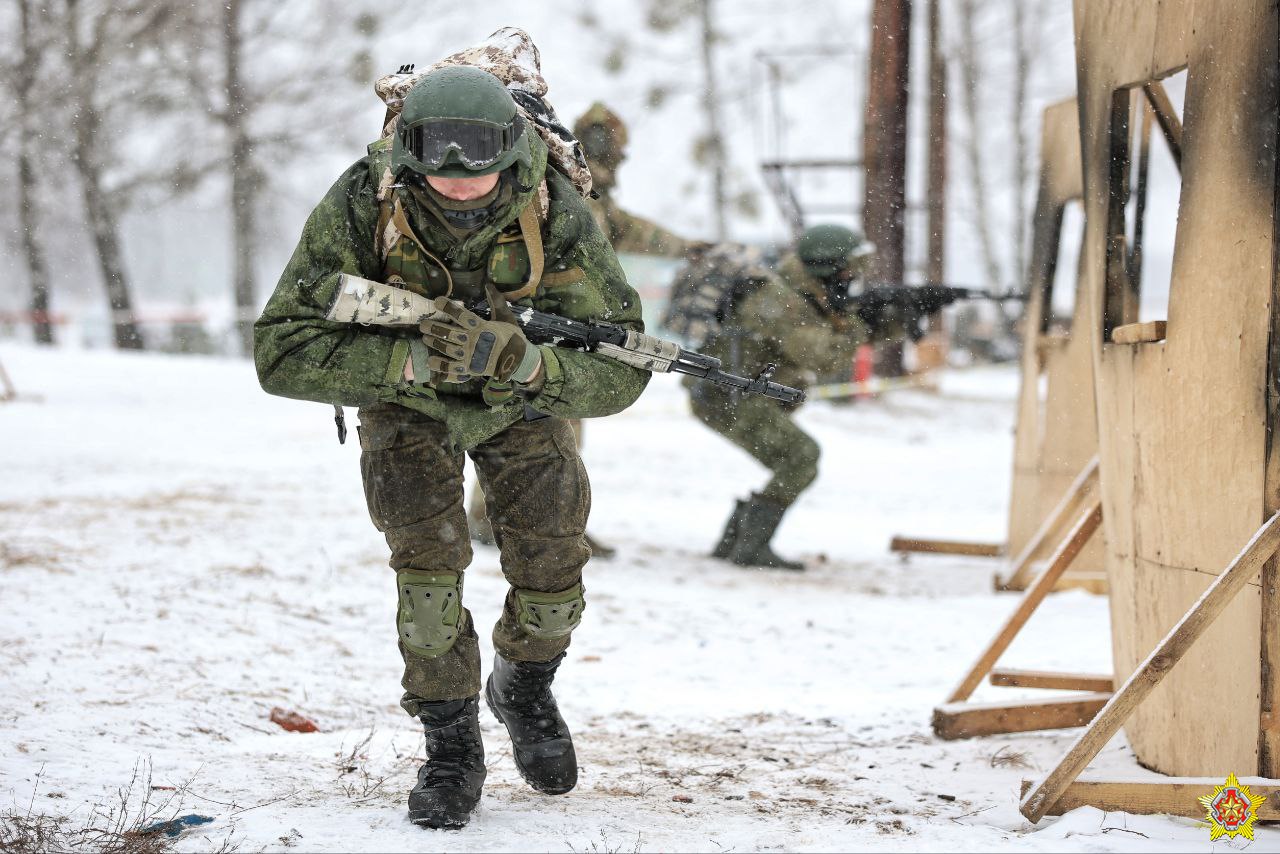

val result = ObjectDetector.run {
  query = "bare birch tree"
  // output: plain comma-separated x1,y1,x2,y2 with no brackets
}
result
2,0,56,344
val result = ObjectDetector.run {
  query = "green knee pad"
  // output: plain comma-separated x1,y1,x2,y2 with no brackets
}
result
396,570,463,658
515,583,584,640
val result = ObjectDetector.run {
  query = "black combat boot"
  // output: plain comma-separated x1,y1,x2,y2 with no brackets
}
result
407,696,487,829
484,653,578,795
726,493,804,571
711,498,750,559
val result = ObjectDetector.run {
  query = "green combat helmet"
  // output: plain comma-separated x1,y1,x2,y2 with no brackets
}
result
391,65,532,179
796,224,873,279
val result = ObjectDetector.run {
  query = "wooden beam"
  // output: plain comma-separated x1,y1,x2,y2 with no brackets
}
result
889,536,1003,558
1019,777,1280,820
999,456,1100,590
990,669,1114,692
933,693,1111,740
1021,512,1280,823
947,501,1103,703
1111,320,1167,345
1141,81,1183,172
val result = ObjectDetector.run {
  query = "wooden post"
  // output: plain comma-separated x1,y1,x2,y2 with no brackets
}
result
1020,512,1280,823
999,456,1100,590
863,0,911,376
946,501,1103,703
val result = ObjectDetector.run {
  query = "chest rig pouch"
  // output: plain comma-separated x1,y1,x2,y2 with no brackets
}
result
373,175,547,414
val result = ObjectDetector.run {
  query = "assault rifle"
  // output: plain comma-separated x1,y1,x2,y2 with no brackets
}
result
326,275,806,405
847,284,1026,339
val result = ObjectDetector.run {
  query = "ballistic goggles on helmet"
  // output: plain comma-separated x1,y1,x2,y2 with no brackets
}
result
398,114,525,171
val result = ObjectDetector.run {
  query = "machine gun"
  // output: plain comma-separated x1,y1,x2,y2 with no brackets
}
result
848,284,1027,340
326,275,806,405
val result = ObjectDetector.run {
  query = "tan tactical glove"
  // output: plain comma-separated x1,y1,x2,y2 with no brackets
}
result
418,284,542,385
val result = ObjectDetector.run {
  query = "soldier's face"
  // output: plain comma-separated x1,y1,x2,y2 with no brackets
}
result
425,173,500,201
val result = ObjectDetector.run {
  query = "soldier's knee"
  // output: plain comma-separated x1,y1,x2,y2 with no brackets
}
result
396,569,464,658
514,583,585,640
792,436,821,487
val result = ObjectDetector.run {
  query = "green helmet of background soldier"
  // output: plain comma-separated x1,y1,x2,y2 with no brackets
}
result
795,224,872,280
390,65,532,180
573,102,628,190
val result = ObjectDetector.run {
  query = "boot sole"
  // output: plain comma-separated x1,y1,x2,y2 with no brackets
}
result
484,680,577,796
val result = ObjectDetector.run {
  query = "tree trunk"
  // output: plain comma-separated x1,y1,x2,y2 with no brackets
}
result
18,0,53,345
73,95,144,350
956,0,1003,288
925,0,948,331
698,0,728,240
863,0,912,376
1010,0,1032,285
225,0,257,356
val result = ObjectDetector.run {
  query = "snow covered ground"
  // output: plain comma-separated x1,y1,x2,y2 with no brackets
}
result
1,341,1275,852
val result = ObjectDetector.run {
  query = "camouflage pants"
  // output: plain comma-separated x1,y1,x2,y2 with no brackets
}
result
689,385,820,507
356,404,591,711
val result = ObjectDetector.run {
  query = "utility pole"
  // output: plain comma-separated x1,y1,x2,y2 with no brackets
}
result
862,0,912,372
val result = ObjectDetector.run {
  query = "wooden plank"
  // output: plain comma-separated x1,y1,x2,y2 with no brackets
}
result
1021,513,1280,823
1019,777,1280,820
947,501,1103,703
990,669,1114,692
1000,457,1100,590
889,536,1003,558
1142,81,1183,172
932,693,1111,740
1111,320,1167,345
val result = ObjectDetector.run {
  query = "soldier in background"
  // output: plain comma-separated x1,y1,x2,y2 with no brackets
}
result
685,225,903,570
468,102,692,555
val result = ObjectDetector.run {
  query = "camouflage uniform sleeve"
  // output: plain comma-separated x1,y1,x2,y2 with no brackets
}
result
254,160,414,407
526,172,651,419
740,278,869,377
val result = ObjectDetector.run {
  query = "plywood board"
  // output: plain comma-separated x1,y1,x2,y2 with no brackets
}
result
1006,98,1105,585
1075,0,1278,775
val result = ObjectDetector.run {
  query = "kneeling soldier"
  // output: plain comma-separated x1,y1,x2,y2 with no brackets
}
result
254,66,648,828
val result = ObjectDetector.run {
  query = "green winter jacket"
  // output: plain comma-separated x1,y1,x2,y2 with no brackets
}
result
254,133,649,452
696,253,873,393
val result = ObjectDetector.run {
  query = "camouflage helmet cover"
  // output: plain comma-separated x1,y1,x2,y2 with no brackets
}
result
573,101,628,167
795,223,871,277
391,65,532,179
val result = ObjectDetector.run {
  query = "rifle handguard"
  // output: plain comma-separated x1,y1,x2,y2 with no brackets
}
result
595,332,682,372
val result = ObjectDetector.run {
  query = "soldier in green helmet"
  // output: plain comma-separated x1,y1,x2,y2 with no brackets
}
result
685,224,897,570
254,64,648,828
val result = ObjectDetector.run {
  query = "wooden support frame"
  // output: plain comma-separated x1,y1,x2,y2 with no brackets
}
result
999,457,1099,590
1019,777,1280,820
933,694,1111,740
888,536,1003,558
989,668,1113,692
932,502,1107,740
1141,80,1183,172
1020,513,1280,822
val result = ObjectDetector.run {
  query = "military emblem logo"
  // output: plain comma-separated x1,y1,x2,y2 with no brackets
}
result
1199,773,1266,841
